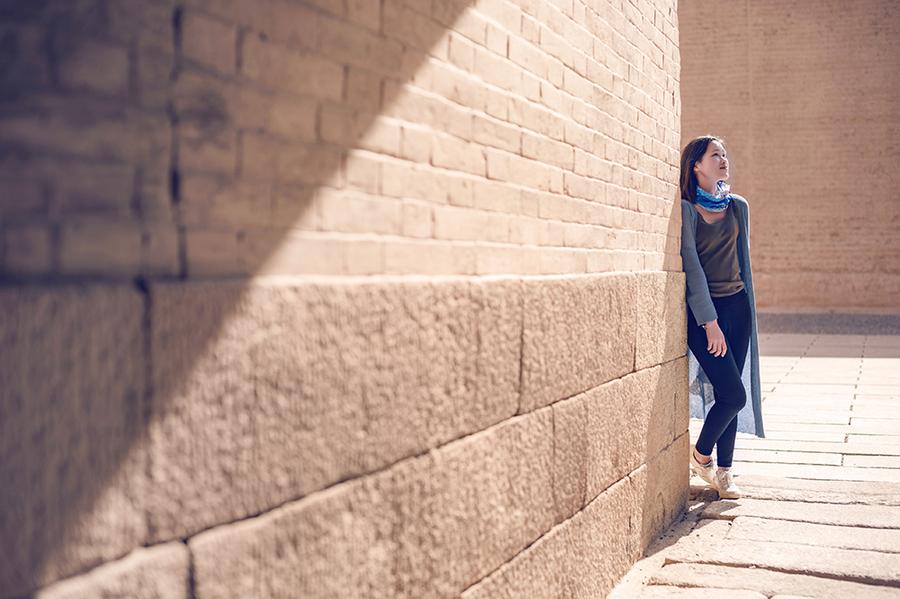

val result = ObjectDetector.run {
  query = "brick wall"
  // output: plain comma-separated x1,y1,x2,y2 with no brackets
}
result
0,1,688,598
680,0,900,311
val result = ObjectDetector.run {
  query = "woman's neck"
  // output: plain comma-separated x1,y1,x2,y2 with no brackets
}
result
698,180,718,194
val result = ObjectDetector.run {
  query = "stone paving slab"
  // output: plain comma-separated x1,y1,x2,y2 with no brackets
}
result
637,586,767,599
769,383,857,394
847,434,900,446
844,454,900,468
700,497,900,528
753,412,849,425
731,448,842,465
733,439,845,452
706,475,900,505
851,418,900,434
663,538,900,586
727,515,900,553
647,563,900,599
750,430,848,442
760,422,850,433
731,460,900,483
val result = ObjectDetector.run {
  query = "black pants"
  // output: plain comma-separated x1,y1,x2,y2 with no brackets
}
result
687,288,751,468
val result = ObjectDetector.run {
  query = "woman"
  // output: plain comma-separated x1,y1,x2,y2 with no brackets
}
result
680,135,765,500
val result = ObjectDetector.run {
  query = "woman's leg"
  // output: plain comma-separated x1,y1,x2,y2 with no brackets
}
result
712,293,753,468
687,302,748,461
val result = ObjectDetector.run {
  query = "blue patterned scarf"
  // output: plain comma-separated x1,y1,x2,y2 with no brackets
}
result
695,180,732,212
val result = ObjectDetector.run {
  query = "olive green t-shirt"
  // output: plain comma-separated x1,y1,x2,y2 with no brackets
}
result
694,202,745,297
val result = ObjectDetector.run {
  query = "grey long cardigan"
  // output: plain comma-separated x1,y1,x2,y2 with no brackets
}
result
681,195,766,438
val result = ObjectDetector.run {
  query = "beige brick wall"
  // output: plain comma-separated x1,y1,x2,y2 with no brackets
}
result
0,0,681,280
0,1,687,598
680,0,900,311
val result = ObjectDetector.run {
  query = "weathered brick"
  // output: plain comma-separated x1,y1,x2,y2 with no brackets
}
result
0,177,46,218
401,200,433,238
242,34,343,99
182,11,236,74
344,150,382,194
57,39,130,96
347,0,380,31
318,190,402,235
432,134,485,176
1,225,52,275
59,219,142,276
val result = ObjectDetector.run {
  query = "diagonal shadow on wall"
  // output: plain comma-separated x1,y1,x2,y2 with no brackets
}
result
0,0,480,596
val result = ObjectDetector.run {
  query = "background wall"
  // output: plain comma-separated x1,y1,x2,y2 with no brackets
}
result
0,1,688,597
680,0,900,312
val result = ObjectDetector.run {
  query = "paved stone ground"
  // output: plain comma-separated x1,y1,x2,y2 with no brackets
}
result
609,333,900,598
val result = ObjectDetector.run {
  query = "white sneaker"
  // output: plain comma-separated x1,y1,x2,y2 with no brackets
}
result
715,468,742,499
690,449,717,487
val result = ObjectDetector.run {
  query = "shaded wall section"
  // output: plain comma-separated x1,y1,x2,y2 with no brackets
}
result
1,1,687,598
680,0,900,311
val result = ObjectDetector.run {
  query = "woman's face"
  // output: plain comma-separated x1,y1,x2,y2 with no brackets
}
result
693,140,729,189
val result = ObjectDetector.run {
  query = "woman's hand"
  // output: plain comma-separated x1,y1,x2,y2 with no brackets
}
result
704,320,727,357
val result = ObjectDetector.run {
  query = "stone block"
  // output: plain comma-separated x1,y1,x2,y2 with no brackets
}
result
191,470,398,599
635,271,686,370
580,359,685,504
552,396,588,522
147,277,522,540
639,432,690,551
34,543,189,599
672,356,690,436
520,273,636,412
462,470,645,599
395,409,555,597
191,408,554,599
0,285,147,597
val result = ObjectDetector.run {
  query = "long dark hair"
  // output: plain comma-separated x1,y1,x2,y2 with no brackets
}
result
680,135,724,202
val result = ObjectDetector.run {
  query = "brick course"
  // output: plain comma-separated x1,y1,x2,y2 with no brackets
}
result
0,0,680,281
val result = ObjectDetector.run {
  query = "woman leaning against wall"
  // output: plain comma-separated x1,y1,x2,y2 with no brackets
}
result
680,135,766,500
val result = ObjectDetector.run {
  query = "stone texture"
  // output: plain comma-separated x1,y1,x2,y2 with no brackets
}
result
520,273,637,412
394,409,555,597
728,515,900,553
638,587,766,599
635,271,686,370
652,563,900,599
665,538,900,586
0,286,147,598
147,277,522,540
701,497,900,528
585,360,687,504
33,543,189,599
730,474,900,506
551,395,588,523
191,469,398,599
191,409,554,599
639,432,690,551
461,469,645,599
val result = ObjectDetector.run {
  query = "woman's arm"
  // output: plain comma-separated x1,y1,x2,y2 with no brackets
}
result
680,200,718,327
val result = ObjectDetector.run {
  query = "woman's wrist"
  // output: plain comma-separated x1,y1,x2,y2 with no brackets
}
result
702,319,718,329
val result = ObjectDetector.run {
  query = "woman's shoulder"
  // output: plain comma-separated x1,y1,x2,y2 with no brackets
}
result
730,193,749,208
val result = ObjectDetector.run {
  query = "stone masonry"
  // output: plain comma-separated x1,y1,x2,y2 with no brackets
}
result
680,0,900,312
0,1,687,597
